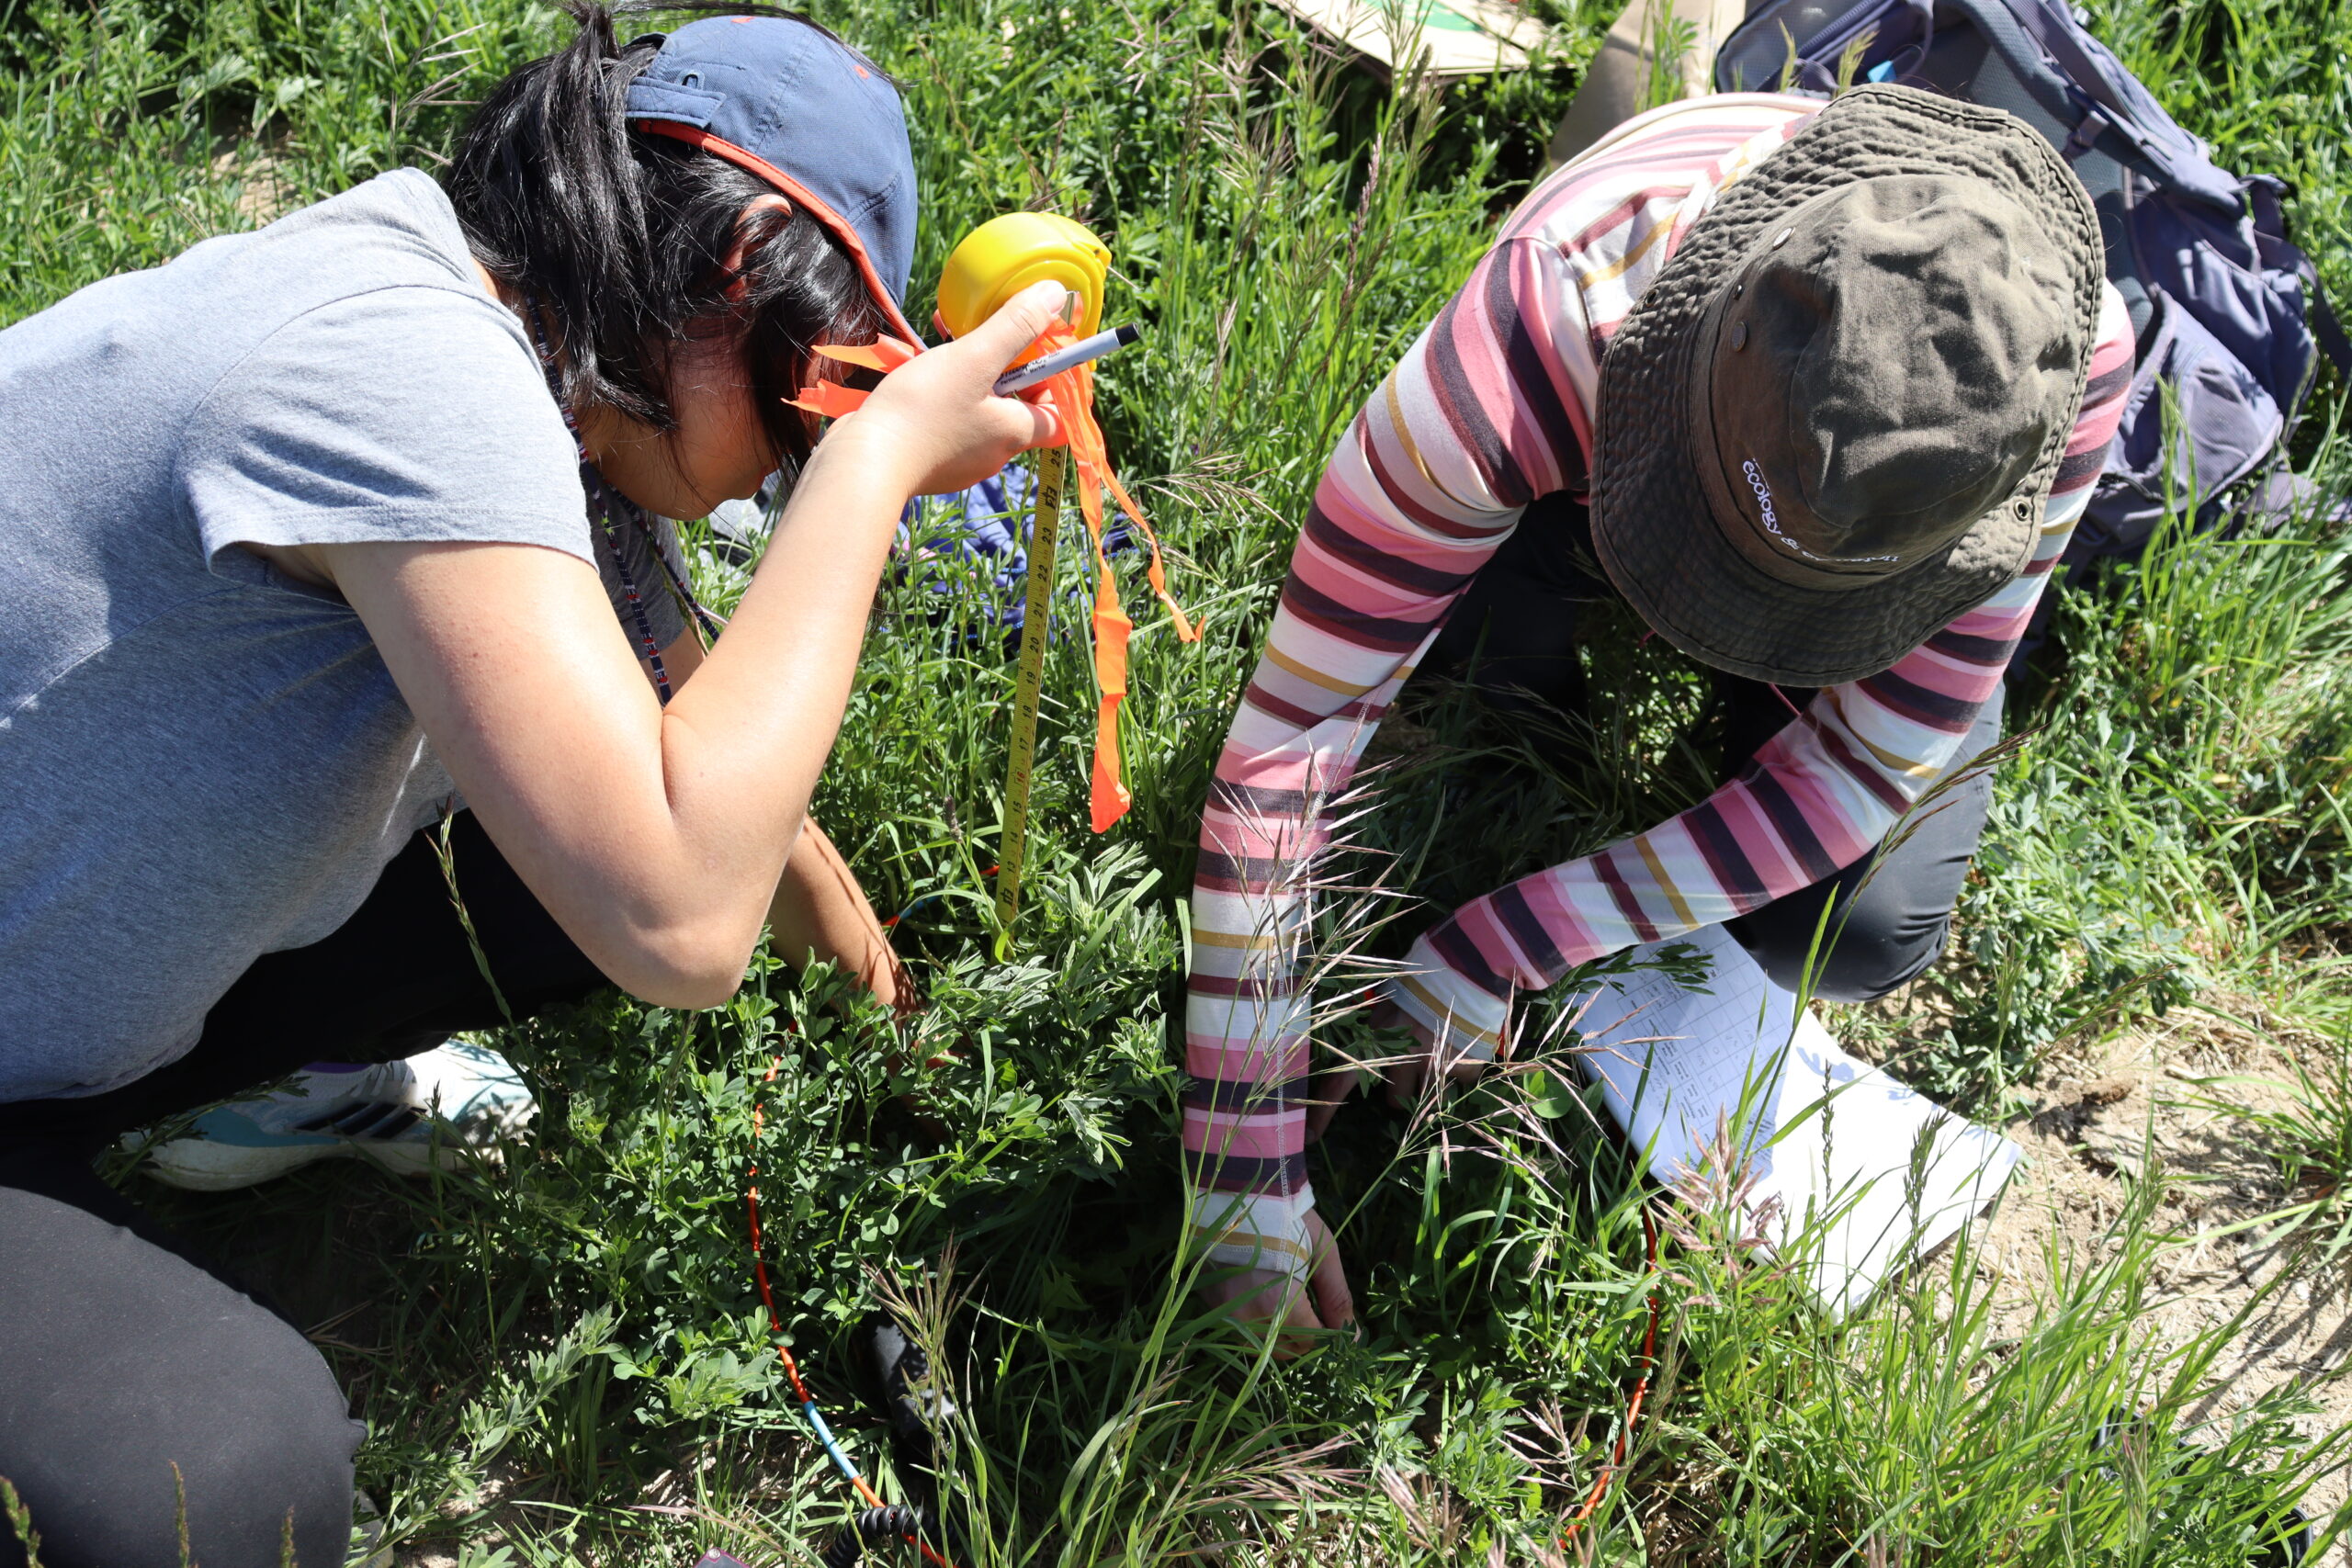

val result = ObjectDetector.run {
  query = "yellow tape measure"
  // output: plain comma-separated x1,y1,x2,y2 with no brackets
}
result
933,215,1113,955
989,447,1065,957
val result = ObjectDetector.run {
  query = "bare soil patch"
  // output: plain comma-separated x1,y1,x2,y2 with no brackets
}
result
1913,1000,2352,1551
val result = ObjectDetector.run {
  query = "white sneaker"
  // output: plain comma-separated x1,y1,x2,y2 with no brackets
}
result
127,1040,536,1191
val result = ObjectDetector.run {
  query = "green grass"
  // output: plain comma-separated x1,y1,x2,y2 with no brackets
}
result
6,0,2352,1562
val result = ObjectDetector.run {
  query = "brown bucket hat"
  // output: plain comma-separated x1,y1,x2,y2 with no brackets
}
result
1591,85,2106,687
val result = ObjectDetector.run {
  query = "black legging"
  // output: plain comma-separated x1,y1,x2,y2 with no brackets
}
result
0,812,605,1568
1423,491,2003,1004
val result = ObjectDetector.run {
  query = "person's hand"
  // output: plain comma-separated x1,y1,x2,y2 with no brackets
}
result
834,280,1070,497
1199,1207,1354,1351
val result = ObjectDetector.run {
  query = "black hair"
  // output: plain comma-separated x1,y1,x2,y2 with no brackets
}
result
443,0,887,476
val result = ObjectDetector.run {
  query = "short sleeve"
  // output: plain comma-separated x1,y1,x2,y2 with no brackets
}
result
177,284,591,570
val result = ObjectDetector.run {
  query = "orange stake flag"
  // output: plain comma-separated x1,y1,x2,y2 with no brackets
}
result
786,335,923,418
788,326,1195,833
1028,322,1197,832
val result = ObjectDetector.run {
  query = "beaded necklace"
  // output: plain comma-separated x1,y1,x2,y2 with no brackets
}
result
528,309,722,704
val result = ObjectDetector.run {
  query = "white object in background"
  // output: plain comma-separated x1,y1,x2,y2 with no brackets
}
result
1567,921,2021,1315
1266,0,1555,80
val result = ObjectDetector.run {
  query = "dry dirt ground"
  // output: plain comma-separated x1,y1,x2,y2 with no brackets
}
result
1843,994,2352,1557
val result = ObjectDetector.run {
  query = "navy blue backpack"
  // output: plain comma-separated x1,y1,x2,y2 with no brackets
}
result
1714,0,2349,570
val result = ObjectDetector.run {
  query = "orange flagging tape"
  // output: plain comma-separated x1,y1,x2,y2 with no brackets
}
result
793,326,1195,834
1027,321,1195,831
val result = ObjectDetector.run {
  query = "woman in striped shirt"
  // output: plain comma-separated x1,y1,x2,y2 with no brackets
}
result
1184,85,2137,1330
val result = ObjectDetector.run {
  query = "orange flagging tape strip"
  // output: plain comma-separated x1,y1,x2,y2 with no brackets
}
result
791,325,1196,834
1028,321,1196,832
786,336,924,419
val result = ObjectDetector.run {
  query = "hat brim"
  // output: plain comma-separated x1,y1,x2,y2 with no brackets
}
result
1590,85,2104,688
634,119,925,347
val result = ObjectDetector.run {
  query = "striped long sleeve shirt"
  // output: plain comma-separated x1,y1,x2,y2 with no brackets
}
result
1183,93,2136,1277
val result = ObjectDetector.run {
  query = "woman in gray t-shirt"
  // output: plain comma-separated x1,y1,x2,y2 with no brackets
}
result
0,10,1066,1562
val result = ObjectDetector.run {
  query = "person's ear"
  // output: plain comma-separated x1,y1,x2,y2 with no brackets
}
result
723,194,794,301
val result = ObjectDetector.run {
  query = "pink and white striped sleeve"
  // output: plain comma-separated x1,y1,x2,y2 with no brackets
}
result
1182,237,1589,1275
1385,283,2137,1052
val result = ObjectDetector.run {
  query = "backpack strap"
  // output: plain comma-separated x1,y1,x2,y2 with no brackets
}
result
2062,98,2114,160
1988,0,2242,209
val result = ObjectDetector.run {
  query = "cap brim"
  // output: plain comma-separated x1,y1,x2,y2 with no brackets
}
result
633,119,924,347
1590,85,2104,687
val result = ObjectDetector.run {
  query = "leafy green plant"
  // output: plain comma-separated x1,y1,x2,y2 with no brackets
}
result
6,0,2350,1558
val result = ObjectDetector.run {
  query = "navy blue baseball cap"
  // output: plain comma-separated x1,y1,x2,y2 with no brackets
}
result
624,16,922,343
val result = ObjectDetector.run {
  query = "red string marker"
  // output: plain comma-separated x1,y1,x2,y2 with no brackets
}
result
1559,1206,1662,1547
747,1057,962,1568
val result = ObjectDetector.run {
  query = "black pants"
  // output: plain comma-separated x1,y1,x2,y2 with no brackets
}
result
0,814,605,1568
1425,494,2002,1004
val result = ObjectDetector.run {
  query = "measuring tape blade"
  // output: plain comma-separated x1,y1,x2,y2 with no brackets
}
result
991,446,1067,955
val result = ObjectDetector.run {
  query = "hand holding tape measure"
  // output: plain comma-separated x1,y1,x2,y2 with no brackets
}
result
740,221,1194,1568
788,213,1195,953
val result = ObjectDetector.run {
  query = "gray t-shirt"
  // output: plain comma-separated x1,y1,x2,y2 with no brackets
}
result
0,169,685,1102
